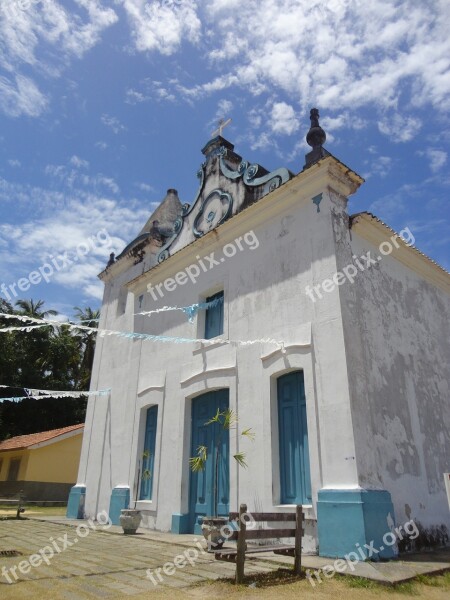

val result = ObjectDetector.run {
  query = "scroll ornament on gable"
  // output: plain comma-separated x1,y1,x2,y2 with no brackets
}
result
193,189,233,238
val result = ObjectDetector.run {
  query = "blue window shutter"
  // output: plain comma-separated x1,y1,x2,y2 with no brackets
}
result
139,405,158,500
278,371,312,504
205,291,224,339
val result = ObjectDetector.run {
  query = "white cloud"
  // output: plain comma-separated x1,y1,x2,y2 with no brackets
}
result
363,155,393,180
125,89,148,104
136,182,155,193
369,193,407,222
45,158,121,195
216,99,233,117
8,159,21,167
270,102,299,136
122,0,201,55
425,148,447,173
127,0,450,137
0,176,150,300
101,113,127,134
378,113,422,142
0,1,118,118
249,131,275,152
83,283,104,301
0,74,48,117
70,155,90,169
154,86,176,102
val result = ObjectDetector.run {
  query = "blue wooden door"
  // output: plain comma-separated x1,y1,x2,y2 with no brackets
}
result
278,371,312,504
139,405,158,500
189,390,229,533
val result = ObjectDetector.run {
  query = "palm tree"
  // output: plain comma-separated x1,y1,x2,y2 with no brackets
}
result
15,299,58,319
13,300,58,388
73,306,100,389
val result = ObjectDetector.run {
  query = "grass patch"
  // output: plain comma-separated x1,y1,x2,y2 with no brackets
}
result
415,571,450,588
0,504,67,516
415,574,444,587
0,504,66,522
196,567,307,589
345,576,419,595
345,576,380,589
390,581,419,595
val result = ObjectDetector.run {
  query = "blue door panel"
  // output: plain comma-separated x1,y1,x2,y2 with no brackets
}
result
140,405,158,500
189,389,229,533
278,372,312,504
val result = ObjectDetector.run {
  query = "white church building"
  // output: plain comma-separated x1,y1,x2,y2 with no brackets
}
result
68,110,450,558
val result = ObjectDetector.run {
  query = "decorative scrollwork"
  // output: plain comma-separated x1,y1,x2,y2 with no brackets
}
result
238,161,248,174
219,152,292,193
158,249,169,263
174,217,183,233
243,164,259,184
156,164,206,263
193,189,233,238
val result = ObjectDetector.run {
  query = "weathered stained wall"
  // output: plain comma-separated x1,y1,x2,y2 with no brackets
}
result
336,216,450,537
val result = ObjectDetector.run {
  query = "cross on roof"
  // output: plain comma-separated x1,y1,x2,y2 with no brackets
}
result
211,118,232,138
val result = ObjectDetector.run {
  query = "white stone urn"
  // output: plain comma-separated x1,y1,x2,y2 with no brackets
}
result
201,517,229,551
120,509,142,534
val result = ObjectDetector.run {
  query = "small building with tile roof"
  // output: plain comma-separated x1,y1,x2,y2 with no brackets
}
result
0,424,84,502
71,109,450,558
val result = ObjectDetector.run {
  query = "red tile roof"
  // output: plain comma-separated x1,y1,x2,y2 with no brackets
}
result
0,424,84,452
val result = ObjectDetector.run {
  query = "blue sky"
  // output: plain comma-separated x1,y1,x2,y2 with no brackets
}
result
0,0,449,319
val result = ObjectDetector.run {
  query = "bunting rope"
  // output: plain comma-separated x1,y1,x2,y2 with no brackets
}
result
0,324,52,332
136,296,224,323
0,385,110,403
0,311,284,348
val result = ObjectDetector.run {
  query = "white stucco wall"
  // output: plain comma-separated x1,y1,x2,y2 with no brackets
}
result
77,152,450,556
76,158,363,553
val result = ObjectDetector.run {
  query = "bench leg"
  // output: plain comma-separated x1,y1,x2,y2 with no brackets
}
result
235,503,247,584
294,505,303,576
16,491,25,520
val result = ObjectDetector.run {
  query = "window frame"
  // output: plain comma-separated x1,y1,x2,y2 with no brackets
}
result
204,291,224,339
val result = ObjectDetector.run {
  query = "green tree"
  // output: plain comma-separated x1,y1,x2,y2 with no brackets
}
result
73,306,100,389
14,299,58,388
15,299,58,319
0,299,100,440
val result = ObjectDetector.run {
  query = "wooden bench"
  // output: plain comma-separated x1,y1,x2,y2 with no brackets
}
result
0,491,25,519
214,503,303,583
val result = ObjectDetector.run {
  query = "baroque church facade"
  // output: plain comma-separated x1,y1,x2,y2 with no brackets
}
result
68,111,450,557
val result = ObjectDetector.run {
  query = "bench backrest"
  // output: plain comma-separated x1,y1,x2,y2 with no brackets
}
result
228,504,303,541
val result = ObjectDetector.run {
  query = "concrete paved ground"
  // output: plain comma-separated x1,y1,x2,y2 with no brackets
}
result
0,517,448,599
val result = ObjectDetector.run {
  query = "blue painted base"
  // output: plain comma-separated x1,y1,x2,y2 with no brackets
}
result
109,487,130,526
171,513,190,534
317,489,397,559
66,485,86,519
